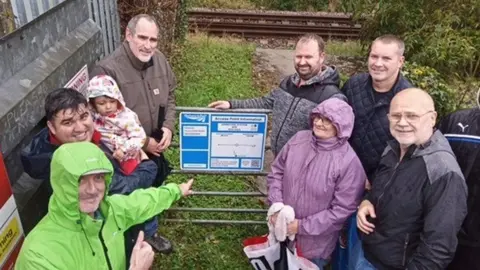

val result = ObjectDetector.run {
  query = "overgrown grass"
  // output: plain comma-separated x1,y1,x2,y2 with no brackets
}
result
326,40,365,58
189,0,257,9
153,34,268,269
189,0,335,11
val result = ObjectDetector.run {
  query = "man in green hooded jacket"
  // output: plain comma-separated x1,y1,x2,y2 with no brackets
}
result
15,142,193,269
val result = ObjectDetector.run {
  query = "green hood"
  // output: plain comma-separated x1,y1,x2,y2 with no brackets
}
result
48,142,113,229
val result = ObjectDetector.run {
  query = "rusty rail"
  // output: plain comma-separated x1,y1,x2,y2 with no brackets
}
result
188,10,360,39
189,10,355,24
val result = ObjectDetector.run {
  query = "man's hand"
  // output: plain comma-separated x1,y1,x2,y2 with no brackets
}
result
129,231,154,270
145,137,161,157
178,179,194,196
208,100,231,109
357,200,376,234
287,219,299,235
158,127,172,151
112,149,125,161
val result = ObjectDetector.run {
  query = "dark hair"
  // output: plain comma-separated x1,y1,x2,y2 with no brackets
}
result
297,33,325,53
45,88,88,121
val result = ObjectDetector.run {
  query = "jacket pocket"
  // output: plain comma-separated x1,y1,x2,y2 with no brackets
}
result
149,75,169,107
402,233,410,267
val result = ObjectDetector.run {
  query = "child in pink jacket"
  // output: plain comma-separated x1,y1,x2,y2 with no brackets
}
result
87,75,147,175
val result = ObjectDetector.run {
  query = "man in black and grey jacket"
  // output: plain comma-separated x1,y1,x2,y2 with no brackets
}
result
208,33,346,155
342,35,412,181
354,88,467,270
437,88,480,270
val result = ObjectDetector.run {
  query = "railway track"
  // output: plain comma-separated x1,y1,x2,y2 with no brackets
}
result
188,10,361,39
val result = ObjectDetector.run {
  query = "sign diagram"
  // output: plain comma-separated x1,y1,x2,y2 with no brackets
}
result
180,112,268,171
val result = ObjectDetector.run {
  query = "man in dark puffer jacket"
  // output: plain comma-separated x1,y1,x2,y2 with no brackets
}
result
208,33,346,156
438,88,480,270
342,35,412,182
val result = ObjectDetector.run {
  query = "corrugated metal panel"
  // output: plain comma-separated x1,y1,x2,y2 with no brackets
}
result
88,0,121,55
11,0,66,26
103,0,114,53
97,0,108,54
10,0,120,55
110,0,120,48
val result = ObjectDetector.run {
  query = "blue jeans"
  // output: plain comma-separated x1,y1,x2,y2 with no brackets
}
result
332,214,361,270
143,216,158,237
311,258,329,270
349,240,376,270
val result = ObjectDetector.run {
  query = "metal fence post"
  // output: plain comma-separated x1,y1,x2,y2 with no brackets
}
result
165,107,272,225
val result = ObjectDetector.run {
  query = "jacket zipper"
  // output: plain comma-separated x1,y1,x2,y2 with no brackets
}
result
402,233,410,266
274,97,297,152
287,98,301,120
99,221,113,270
375,162,400,210
141,71,155,129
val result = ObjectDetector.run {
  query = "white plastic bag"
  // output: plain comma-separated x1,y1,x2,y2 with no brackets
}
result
243,235,319,270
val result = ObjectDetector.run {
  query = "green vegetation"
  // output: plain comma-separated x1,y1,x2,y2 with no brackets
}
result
189,0,344,11
0,2,16,36
352,0,480,79
349,0,480,115
402,62,457,120
186,0,480,116
188,0,257,9
326,40,364,58
153,34,268,269
249,0,327,11
403,62,480,118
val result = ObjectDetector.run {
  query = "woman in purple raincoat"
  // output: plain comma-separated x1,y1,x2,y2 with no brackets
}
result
267,98,366,269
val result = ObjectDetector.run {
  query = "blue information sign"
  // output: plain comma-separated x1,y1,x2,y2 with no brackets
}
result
179,112,268,171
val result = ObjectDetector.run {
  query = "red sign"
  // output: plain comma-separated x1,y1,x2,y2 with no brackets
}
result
0,156,11,207
0,151,24,269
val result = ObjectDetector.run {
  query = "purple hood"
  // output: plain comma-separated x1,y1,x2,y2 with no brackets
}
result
267,98,365,259
309,98,354,145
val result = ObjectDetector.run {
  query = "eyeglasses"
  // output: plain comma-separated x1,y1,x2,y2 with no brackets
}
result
313,116,333,127
387,110,434,123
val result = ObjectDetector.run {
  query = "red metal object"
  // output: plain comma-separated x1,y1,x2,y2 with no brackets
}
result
0,150,24,270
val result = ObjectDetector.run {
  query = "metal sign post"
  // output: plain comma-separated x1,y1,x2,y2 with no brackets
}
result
166,107,272,225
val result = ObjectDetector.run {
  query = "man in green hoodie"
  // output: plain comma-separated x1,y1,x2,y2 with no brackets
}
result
15,142,193,269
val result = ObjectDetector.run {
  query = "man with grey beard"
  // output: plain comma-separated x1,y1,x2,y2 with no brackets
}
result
91,14,176,255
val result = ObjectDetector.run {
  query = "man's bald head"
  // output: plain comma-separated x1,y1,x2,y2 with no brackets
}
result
389,88,437,150
391,88,436,112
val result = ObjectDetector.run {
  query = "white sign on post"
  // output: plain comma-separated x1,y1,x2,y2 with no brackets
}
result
65,65,89,97
179,112,268,171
